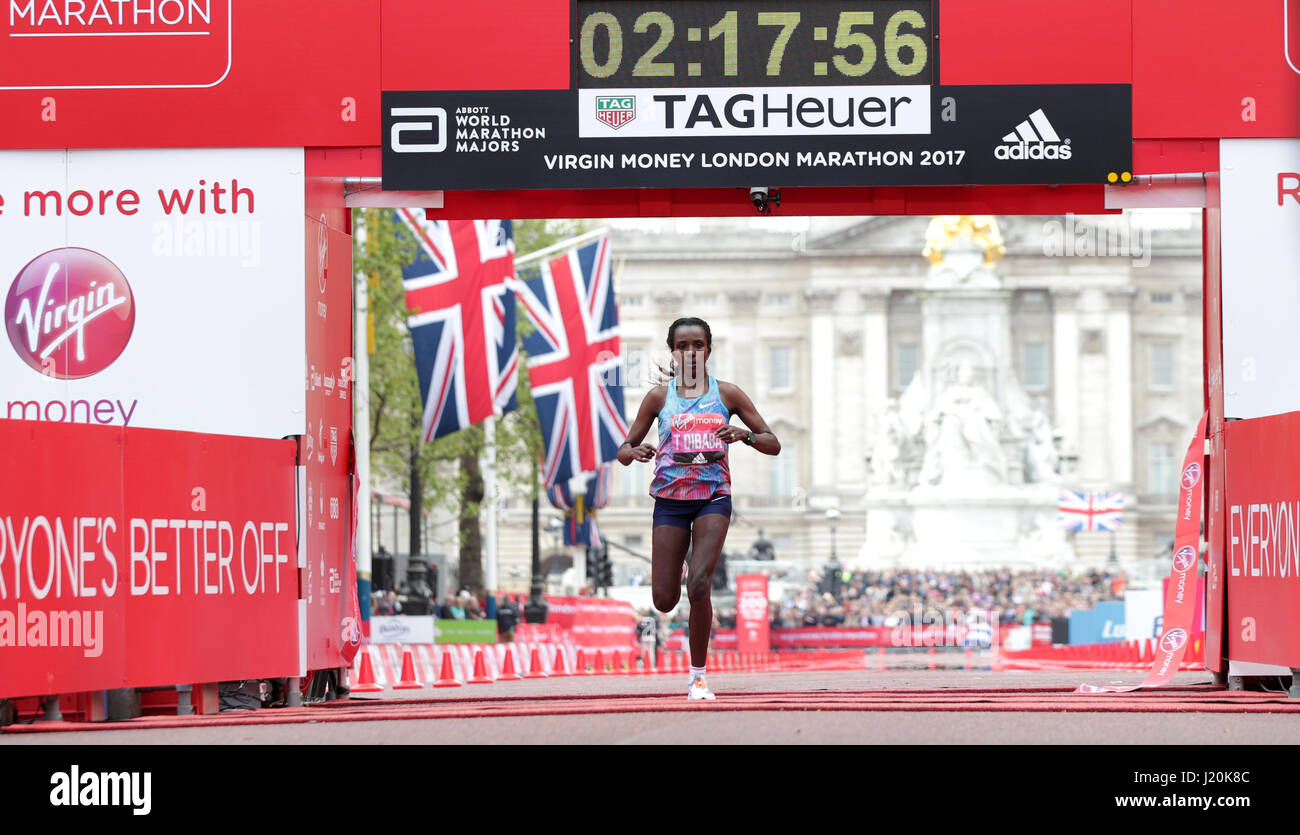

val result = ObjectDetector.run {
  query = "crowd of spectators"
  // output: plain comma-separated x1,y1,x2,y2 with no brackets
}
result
667,566,1127,631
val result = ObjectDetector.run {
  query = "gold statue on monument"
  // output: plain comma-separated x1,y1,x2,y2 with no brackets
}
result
922,215,1007,265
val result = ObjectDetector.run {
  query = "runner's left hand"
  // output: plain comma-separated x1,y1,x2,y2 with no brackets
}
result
715,426,749,444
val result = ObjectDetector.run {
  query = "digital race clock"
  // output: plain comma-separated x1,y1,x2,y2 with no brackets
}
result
575,0,932,88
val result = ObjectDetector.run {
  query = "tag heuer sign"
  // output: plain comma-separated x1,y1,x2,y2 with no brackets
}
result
596,96,635,129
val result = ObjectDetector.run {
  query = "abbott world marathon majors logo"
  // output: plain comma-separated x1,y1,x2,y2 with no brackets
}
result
995,108,1073,161
5,247,136,379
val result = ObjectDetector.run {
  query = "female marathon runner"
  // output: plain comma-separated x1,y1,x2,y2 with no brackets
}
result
617,317,781,700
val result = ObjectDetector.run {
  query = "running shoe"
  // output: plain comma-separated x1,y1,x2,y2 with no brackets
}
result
688,677,716,700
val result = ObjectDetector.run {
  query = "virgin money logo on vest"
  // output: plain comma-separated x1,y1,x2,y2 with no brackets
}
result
5,247,136,379
670,413,724,432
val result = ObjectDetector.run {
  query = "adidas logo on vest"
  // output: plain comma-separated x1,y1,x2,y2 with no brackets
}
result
692,453,707,464
994,108,1072,160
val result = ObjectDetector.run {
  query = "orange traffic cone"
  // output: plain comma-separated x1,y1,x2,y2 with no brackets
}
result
467,649,494,684
595,649,607,674
392,646,425,689
525,647,548,679
351,649,383,692
433,651,463,688
927,646,937,670
498,648,522,681
576,649,590,675
552,646,569,676
877,646,888,672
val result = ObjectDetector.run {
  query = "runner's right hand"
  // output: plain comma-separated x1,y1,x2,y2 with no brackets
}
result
620,443,656,464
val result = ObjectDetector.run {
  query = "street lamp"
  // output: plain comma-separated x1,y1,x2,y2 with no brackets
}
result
825,508,841,597
524,458,549,624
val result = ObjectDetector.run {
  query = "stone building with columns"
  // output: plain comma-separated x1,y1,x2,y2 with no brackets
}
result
479,212,1204,592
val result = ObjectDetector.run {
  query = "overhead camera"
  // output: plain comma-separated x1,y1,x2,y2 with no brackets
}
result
749,186,780,214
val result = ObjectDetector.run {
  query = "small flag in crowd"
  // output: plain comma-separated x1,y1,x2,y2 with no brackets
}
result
515,233,627,487
394,214,519,442
1058,489,1124,531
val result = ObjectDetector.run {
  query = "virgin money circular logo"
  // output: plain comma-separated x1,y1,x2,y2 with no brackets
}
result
1172,546,1197,573
1160,628,1188,653
1182,462,1202,489
316,214,329,294
5,247,135,379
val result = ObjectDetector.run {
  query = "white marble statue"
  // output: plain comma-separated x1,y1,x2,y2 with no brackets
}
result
870,399,909,488
1023,397,1061,484
918,360,1006,488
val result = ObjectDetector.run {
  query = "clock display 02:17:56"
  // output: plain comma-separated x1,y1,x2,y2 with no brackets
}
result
576,0,932,88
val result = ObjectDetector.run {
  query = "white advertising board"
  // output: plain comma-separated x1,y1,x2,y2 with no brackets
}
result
1221,139,1300,420
370,616,436,645
1123,588,1163,642
1,147,305,438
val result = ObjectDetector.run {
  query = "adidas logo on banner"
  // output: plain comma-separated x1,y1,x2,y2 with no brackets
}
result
692,453,707,464
994,108,1073,160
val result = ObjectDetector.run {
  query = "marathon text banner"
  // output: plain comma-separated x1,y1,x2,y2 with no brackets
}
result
0,421,300,699
383,84,1131,190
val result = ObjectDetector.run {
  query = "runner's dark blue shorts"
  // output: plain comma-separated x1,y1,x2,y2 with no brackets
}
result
652,495,732,529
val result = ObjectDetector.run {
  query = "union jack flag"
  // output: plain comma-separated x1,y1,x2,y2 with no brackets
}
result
394,213,518,442
546,465,614,547
1058,490,1124,531
515,234,627,487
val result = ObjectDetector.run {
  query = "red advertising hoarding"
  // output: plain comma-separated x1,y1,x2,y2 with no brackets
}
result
734,575,770,654
543,595,637,648
0,0,380,149
1224,412,1300,667
0,420,300,699
303,205,355,671
0,0,1291,154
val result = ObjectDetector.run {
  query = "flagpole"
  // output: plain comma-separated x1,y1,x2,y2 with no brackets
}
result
513,227,609,268
484,418,498,594
573,473,589,587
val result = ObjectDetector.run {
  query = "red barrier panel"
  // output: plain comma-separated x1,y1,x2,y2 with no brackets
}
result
0,421,300,699
1225,412,1300,667
531,596,637,649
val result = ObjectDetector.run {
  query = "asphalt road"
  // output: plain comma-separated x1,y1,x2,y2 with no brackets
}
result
4,667,1299,745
